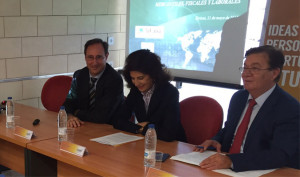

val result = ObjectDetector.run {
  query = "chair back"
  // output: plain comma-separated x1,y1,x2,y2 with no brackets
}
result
41,75,72,112
180,96,223,145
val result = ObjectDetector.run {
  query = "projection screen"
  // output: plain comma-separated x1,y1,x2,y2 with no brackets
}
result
127,0,250,86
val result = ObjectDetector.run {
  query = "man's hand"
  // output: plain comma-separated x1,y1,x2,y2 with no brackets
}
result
199,153,232,170
137,121,149,128
67,116,84,128
194,140,222,153
137,122,149,133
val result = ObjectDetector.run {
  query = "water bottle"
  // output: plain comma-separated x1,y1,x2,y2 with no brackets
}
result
58,106,68,142
6,97,14,128
144,124,157,167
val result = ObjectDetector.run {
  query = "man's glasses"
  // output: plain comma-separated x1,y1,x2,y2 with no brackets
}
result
239,67,272,74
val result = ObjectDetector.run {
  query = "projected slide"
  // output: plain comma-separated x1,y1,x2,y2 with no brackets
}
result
129,0,249,73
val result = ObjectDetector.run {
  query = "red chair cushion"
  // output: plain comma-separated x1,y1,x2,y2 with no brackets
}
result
41,76,72,112
180,96,223,145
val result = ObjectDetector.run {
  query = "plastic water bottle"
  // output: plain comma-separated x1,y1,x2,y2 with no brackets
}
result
58,106,68,142
6,97,14,128
144,124,157,167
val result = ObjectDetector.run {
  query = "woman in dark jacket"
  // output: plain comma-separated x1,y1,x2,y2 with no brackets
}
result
113,49,186,142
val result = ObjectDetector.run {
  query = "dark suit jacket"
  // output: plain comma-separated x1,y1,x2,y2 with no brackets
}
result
113,82,186,142
213,85,300,171
63,64,124,124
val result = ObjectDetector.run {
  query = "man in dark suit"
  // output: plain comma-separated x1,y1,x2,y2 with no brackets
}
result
64,38,123,127
196,45,299,171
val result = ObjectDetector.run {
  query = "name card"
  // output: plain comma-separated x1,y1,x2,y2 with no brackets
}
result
14,126,34,140
60,141,87,157
146,167,177,177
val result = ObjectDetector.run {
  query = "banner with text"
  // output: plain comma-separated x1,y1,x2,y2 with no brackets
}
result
264,0,300,101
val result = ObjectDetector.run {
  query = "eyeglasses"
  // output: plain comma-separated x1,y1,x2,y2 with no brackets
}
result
86,55,105,61
239,67,272,74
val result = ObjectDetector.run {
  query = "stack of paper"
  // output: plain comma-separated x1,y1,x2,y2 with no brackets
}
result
90,132,144,146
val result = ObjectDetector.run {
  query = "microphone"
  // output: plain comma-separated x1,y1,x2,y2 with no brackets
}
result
33,119,40,126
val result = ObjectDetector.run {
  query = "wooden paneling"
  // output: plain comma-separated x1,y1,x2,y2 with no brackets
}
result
0,139,25,174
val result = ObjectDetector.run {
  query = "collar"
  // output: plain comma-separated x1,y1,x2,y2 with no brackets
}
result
89,68,105,80
141,84,155,96
248,84,276,107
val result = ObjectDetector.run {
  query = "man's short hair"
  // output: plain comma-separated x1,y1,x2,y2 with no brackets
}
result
84,38,109,55
245,45,285,82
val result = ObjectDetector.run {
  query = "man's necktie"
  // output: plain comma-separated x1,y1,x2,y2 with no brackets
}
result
229,99,257,154
89,77,97,109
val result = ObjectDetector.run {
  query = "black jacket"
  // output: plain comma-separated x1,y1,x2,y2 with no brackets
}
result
113,82,186,142
64,64,124,124
213,85,300,171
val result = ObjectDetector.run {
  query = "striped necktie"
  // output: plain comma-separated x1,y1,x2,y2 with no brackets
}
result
229,99,257,154
89,77,97,109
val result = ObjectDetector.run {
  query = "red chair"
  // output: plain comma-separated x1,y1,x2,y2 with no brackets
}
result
41,75,72,112
180,96,223,145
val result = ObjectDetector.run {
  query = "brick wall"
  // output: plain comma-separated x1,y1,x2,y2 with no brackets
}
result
0,0,127,109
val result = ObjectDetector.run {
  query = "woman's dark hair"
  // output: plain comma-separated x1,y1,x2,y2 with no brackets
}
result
123,49,172,88
245,45,285,82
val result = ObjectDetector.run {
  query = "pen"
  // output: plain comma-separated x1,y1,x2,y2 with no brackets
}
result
195,145,204,149
195,145,216,150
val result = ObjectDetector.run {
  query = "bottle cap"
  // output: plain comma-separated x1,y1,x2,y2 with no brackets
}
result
60,106,65,109
7,97,12,99
148,124,155,129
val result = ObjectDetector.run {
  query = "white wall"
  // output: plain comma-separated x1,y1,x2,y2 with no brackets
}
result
0,0,127,108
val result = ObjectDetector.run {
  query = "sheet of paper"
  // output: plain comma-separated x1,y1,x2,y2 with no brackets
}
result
213,169,276,177
90,132,144,146
170,151,216,166
171,151,276,177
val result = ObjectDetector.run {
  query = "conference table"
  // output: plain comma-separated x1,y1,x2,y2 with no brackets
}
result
0,103,58,175
1,103,299,177
28,122,231,177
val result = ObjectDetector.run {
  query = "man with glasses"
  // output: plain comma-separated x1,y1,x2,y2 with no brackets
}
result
64,38,124,127
196,45,299,171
